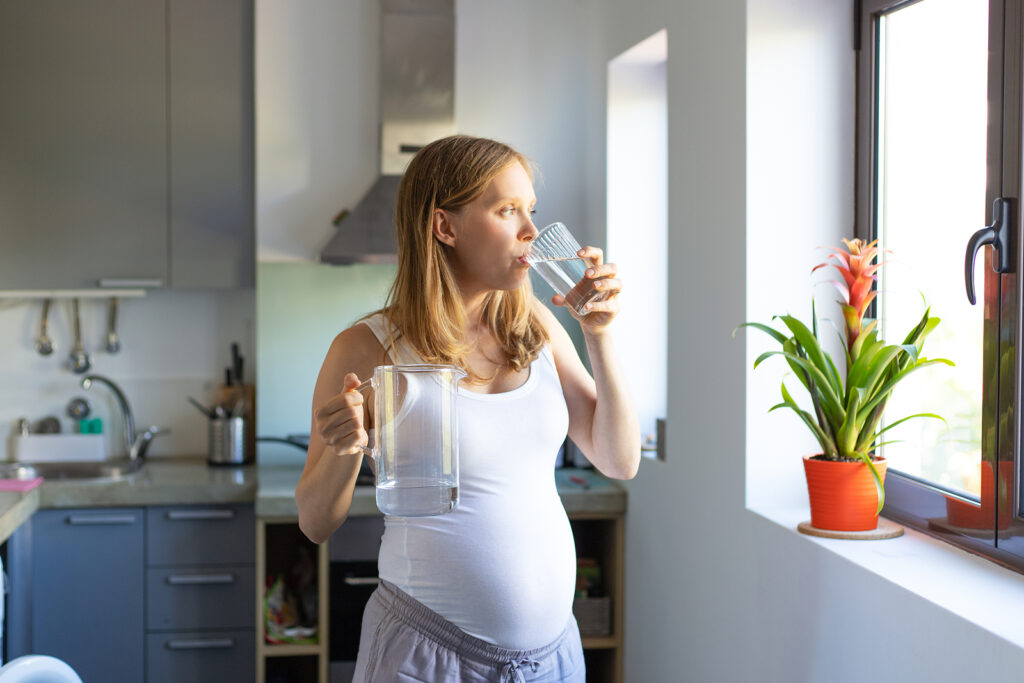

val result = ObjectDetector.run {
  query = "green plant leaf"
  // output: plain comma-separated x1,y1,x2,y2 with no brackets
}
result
825,350,844,397
736,321,789,345
850,326,877,364
860,357,955,417
846,333,886,392
854,402,888,453
865,456,885,514
857,344,903,400
836,390,861,458
874,412,947,438
779,381,837,457
775,351,846,430
753,350,780,370
777,315,843,398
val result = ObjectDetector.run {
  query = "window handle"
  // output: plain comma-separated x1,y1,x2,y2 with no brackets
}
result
965,197,1015,305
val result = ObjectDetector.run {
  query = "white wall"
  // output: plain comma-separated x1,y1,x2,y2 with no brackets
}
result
586,0,1024,680
746,0,853,510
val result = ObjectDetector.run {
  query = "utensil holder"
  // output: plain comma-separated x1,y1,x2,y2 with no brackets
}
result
207,417,251,466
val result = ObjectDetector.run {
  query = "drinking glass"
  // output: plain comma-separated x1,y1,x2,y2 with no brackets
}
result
526,222,610,316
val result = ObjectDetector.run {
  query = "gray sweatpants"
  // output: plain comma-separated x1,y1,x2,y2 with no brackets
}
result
352,580,586,683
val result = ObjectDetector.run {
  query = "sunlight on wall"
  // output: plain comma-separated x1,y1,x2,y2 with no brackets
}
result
607,29,668,459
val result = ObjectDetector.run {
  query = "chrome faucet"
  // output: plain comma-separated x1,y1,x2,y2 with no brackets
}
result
80,375,169,460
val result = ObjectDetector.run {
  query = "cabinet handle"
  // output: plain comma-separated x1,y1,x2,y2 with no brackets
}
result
165,638,235,650
166,573,235,585
343,576,381,586
66,514,136,525
166,509,235,521
97,278,163,288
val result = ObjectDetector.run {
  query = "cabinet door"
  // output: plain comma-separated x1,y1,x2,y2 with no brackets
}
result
31,508,145,682
168,0,255,288
0,0,168,289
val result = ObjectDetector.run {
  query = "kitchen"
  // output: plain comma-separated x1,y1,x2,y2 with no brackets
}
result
3,0,1024,682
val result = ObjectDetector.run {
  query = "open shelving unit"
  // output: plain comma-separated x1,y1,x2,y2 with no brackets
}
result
254,508,625,683
255,518,330,683
570,512,626,683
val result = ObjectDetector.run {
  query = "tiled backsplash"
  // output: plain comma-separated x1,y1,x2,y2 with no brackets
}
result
0,289,254,460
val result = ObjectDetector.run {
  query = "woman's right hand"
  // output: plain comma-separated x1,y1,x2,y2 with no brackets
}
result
313,372,368,456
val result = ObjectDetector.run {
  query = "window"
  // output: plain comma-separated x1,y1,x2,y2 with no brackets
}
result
857,0,1024,565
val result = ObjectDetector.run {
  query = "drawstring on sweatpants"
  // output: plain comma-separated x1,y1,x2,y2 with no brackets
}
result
501,658,540,683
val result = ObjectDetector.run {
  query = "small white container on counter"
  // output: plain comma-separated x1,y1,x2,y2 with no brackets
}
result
11,434,107,463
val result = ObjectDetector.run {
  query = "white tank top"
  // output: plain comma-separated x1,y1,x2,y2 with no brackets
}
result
359,312,577,649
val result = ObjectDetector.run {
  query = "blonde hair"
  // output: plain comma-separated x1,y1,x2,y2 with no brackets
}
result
376,135,549,381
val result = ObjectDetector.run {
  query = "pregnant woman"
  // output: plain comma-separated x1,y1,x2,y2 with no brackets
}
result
295,135,640,682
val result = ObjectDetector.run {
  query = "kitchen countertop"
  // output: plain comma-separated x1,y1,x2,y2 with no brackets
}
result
256,464,628,518
0,457,626,543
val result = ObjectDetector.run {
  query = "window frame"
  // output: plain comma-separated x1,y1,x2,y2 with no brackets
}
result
855,0,1024,569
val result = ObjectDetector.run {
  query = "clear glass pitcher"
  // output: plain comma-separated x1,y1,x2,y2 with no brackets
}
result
358,364,466,517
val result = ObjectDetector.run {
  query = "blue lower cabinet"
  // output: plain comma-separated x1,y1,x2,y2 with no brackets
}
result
29,508,145,682
146,630,255,683
6,503,256,681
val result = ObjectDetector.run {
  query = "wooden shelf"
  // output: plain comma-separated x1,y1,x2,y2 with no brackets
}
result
569,512,625,683
255,520,329,683
581,635,619,649
262,643,323,658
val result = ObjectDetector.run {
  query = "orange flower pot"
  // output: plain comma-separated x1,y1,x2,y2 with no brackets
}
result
803,455,887,531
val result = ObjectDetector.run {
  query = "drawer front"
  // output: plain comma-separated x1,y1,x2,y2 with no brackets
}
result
147,503,254,566
147,566,254,630
146,630,254,683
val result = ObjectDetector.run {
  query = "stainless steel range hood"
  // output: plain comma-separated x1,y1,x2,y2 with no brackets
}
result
320,0,455,265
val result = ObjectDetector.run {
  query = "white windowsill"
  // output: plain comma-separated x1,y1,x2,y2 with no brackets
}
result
748,503,1024,648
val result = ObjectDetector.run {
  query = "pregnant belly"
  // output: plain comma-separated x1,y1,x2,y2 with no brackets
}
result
378,499,577,649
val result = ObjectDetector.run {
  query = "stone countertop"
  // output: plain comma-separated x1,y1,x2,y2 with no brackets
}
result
0,458,626,543
37,456,258,509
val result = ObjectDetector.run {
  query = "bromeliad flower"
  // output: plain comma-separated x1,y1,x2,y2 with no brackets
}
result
739,238,953,513
813,238,883,356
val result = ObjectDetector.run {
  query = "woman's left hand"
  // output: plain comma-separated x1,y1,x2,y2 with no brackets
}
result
551,246,621,334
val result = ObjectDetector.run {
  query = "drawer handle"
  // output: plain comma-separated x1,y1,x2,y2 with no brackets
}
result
66,515,136,525
165,509,235,521
165,638,235,650
166,573,235,585
343,576,380,586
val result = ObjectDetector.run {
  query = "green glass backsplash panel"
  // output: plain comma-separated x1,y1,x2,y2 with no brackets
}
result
256,262,396,462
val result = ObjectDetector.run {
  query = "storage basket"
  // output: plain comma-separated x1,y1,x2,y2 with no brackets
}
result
572,596,611,637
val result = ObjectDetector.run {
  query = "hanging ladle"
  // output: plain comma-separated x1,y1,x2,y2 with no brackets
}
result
105,297,121,354
34,298,55,356
67,298,92,374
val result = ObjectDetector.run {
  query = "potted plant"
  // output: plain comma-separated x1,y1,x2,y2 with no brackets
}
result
742,238,953,531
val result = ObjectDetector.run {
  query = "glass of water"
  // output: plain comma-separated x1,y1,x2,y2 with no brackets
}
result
526,222,609,316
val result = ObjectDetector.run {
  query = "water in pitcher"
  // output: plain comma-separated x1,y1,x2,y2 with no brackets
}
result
530,256,604,314
376,477,459,517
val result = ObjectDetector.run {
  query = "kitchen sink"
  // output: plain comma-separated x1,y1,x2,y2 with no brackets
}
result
0,459,144,481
